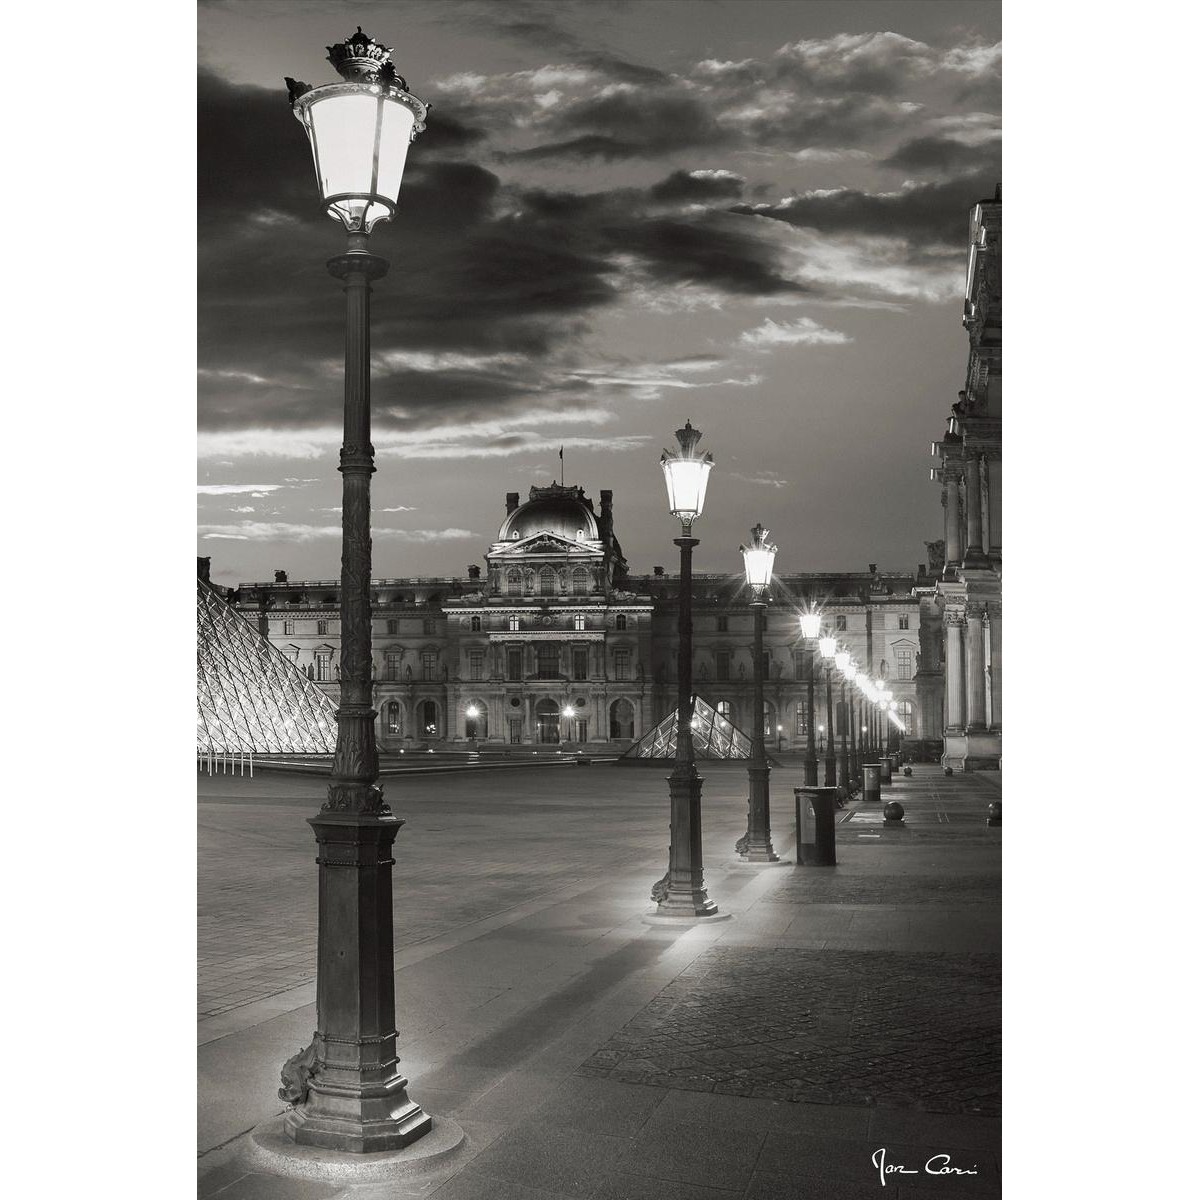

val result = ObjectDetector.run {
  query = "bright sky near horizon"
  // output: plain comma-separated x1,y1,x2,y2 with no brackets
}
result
197,0,1001,588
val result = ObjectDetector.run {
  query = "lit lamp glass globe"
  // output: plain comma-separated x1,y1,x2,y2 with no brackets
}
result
845,663,858,683
819,636,837,659
465,705,480,719
562,705,576,720
834,650,850,672
287,27,428,234
740,524,777,594
661,420,714,523
799,612,822,640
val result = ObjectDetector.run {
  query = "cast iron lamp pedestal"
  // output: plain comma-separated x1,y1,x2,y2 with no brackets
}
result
737,592,779,861
651,420,719,917
278,29,431,1153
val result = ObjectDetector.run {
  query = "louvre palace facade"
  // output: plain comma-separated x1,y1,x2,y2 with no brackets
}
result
225,482,945,757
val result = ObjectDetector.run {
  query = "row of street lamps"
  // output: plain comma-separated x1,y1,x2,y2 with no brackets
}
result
276,28,908,1157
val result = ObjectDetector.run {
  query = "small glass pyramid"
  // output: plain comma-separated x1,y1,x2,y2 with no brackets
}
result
622,694,751,760
197,580,338,754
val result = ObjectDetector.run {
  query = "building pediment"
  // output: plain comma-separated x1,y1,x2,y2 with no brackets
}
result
488,532,602,558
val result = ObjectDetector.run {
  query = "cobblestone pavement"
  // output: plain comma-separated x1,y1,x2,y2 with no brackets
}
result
578,947,1000,1115
764,873,1000,906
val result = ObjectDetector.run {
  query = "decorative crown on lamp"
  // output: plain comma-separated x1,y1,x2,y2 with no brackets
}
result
799,612,822,639
287,27,429,234
740,524,777,595
661,420,714,523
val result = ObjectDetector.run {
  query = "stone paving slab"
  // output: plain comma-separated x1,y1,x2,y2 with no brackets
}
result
576,947,1000,1115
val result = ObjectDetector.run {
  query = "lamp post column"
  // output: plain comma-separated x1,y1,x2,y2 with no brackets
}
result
652,529,717,914
739,599,778,861
282,239,431,1152
824,664,837,786
804,643,819,785
849,692,859,782
836,680,849,791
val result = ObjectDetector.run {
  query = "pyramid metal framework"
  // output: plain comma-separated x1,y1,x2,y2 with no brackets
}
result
622,694,752,760
197,580,338,755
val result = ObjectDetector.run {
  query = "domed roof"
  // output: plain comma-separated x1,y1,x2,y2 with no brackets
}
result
499,484,599,543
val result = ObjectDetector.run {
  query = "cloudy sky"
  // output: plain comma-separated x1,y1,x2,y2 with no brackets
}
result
198,0,1000,587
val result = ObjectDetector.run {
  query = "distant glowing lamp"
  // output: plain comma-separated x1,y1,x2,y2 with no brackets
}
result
465,704,480,719
834,650,850,672
740,524,777,595
799,612,822,639
819,636,838,659
562,705,576,719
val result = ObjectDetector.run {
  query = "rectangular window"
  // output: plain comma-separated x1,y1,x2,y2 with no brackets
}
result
572,648,588,681
896,647,914,680
715,650,731,682
315,654,331,682
468,650,485,681
384,652,401,681
283,619,295,636
421,651,437,681
716,615,729,632
316,619,329,636
536,644,560,679
509,615,520,631
423,618,436,635
836,615,847,632
614,649,631,681
898,615,910,630
573,614,586,631
470,616,482,632
795,701,810,737
386,619,398,635
507,647,522,681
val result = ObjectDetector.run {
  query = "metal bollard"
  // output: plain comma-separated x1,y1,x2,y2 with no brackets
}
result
862,763,881,804
795,786,838,865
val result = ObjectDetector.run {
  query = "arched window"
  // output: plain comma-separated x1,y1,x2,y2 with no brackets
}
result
539,567,557,596
470,615,482,632
506,568,522,596
716,700,733,724
615,614,627,630
762,700,776,739
508,614,520,631
609,698,635,740
384,701,400,736
896,700,914,734
572,566,590,595
419,700,438,737
535,697,561,744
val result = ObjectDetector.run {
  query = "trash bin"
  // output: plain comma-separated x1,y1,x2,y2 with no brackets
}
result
862,763,881,804
795,786,837,865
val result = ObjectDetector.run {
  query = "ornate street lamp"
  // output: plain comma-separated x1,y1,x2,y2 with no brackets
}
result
277,30,430,1153
562,704,576,742
736,525,779,862
820,636,838,786
799,612,822,785
650,421,719,916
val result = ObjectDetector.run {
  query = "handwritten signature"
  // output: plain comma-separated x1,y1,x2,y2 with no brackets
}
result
872,1147,980,1187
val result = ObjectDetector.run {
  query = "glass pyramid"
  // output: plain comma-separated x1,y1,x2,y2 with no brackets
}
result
197,580,338,755
622,694,752,760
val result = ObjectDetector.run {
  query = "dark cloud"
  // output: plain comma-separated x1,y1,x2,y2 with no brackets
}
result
882,135,1000,175
650,170,745,204
730,171,1001,250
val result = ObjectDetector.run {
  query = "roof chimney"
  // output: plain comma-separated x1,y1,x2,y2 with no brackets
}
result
505,491,519,515
274,569,288,583
599,490,613,545
868,563,877,574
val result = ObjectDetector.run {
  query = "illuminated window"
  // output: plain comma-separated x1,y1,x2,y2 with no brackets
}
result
573,614,586,631
384,701,400,735
795,700,810,737
509,614,520,631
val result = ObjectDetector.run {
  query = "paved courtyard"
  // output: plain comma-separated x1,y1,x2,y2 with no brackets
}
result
199,762,1001,1199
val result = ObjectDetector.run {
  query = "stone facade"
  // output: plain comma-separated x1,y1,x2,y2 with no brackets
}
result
232,485,944,756
930,186,1002,770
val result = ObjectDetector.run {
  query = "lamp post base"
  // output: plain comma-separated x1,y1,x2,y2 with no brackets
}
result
651,760,718,917
803,756,819,786
737,763,779,862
